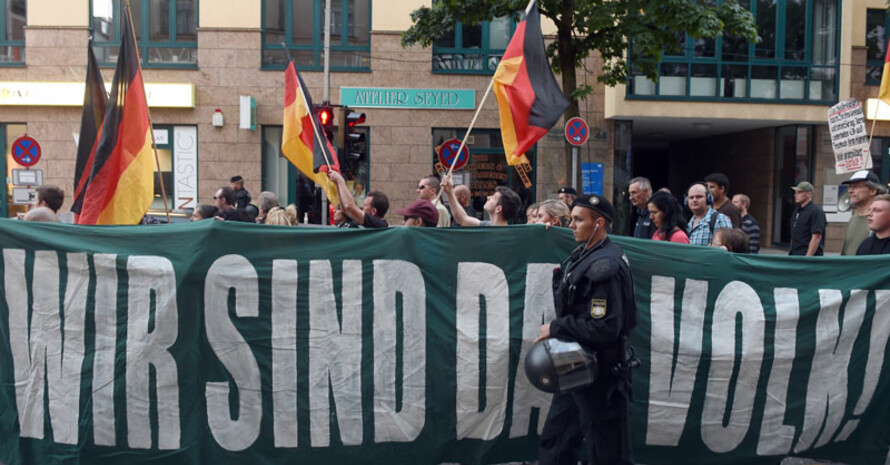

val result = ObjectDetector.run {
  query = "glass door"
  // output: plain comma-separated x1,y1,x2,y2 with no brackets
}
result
772,125,813,245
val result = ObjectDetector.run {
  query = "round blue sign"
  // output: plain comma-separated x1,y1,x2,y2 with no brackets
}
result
11,135,41,167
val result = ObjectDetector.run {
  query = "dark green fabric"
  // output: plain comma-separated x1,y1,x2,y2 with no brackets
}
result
0,219,887,465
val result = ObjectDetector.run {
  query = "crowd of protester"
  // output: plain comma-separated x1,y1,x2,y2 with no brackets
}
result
12,169,890,256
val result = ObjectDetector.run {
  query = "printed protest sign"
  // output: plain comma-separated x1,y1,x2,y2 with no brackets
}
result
828,99,873,174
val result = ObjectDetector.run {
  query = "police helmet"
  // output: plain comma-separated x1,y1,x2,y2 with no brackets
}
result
524,338,598,393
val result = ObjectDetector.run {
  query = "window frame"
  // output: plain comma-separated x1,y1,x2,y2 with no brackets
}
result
261,0,372,72
0,0,26,67
866,8,888,86
431,17,517,75
626,0,841,104
90,0,198,69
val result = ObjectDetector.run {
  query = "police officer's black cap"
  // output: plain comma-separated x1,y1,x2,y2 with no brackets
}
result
230,175,244,183
571,194,613,222
557,186,577,196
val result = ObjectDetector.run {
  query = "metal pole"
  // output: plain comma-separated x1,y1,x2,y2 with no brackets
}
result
323,0,332,102
572,146,578,191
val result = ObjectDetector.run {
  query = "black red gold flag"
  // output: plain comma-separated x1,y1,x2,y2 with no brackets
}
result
77,2,154,225
493,1,570,166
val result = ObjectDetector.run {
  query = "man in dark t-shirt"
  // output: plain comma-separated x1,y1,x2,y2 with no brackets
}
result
789,182,826,256
328,171,389,228
857,194,890,255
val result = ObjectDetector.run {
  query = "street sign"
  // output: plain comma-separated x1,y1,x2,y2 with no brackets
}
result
565,117,589,146
437,138,469,171
12,169,43,186
12,187,36,205
11,135,41,167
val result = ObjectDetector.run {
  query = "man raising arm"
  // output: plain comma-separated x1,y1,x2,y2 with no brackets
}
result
328,171,389,228
442,175,481,226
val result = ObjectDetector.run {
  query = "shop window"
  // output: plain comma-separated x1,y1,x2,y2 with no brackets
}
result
262,0,371,71
432,16,515,74
91,0,198,67
866,9,888,85
262,125,370,224
627,0,840,103
0,0,25,65
431,128,535,223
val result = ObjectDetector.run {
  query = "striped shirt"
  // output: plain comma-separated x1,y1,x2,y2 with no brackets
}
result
740,214,760,254
687,208,733,246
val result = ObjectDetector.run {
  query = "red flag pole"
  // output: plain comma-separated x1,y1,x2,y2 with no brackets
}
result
124,0,170,223
434,0,537,204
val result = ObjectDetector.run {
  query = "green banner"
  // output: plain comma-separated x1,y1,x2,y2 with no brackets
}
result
0,220,888,465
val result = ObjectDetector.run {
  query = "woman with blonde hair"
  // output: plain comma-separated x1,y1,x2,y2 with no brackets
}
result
535,199,571,227
265,207,295,226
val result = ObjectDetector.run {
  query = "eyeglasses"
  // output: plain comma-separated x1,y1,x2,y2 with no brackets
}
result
417,185,428,190
213,196,219,199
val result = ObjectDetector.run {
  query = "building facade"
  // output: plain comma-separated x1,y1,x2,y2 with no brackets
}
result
0,0,886,251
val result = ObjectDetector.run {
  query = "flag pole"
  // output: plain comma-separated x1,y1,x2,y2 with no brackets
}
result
868,99,881,155
434,0,537,204
124,0,170,223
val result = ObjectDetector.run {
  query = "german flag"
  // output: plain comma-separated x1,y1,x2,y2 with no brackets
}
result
281,58,340,207
77,2,154,225
71,41,107,218
880,34,890,107
493,1,570,166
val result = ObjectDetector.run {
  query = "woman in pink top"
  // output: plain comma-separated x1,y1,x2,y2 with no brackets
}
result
647,191,690,243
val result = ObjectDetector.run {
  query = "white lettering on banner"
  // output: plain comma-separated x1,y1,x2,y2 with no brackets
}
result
92,254,119,446
271,259,299,447
173,126,198,210
9,250,890,458
646,277,707,446
701,282,765,453
794,290,866,453
5,250,87,444
757,288,799,456
205,255,262,451
510,263,558,438
308,260,363,447
372,260,427,443
125,256,181,450
456,263,510,440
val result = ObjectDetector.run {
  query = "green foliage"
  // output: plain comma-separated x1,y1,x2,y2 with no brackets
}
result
402,0,759,93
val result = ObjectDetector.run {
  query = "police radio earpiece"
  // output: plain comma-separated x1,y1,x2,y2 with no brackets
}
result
683,182,714,207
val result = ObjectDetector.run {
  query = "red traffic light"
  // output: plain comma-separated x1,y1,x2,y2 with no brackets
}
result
346,111,365,127
318,107,333,127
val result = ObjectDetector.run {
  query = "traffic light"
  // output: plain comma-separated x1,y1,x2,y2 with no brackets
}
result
337,106,367,172
315,104,335,143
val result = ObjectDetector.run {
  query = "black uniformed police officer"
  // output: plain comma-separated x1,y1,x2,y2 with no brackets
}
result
535,194,637,465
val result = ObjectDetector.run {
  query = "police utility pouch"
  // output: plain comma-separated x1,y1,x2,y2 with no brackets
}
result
524,338,598,394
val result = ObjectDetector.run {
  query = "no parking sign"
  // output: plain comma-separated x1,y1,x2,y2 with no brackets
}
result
565,117,589,146
437,138,469,171
11,135,41,167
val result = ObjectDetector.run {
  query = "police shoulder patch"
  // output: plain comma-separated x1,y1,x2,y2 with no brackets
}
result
590,298,607,319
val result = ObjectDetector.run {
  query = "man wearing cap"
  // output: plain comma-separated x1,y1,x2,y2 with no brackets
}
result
841,170,887,255
557,186,577,207
397,199,439,227
535,194,638,465
789,181,826,256
230,175,252,209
